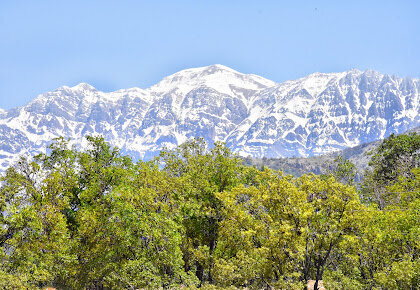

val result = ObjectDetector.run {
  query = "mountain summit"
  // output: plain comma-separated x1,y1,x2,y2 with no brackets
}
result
0,65,419,171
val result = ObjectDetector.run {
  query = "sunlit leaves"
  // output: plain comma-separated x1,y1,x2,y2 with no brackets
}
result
0,135,418,288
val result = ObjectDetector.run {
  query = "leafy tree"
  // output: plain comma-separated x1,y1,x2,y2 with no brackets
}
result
74,164,196,288
330,155,357,186
370,133,420,183
298,174,361,289
0,155,75,288
68,137,195,288
213,169,306,288
355,169,420,289
362,132,420,208
158,138,244,285
213,170,362,289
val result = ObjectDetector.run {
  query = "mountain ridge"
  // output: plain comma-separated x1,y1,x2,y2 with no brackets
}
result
0,65,419,172
243,125,420,177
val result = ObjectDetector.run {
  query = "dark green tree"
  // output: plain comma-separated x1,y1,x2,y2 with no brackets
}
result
362,132,420,208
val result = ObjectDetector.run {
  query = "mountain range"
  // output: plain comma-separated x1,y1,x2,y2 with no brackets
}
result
0,64,419,172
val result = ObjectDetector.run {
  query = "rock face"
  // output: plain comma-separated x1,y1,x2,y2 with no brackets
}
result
0,65,419,172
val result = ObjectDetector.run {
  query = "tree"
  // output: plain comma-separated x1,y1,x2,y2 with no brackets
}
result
330,155,357,186
298,174,362,289
356,168,420,289
0,155,75,288
213,169,362,289
213,169,306,288
362,132,420,208
74,162,196,288
158,138,244,285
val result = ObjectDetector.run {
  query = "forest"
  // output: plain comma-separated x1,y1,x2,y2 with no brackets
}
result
0,133,418,289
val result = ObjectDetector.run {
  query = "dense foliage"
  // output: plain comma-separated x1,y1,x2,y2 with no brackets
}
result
0,134,418,289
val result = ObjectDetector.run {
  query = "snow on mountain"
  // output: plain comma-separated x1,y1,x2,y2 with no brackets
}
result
0,65,419,172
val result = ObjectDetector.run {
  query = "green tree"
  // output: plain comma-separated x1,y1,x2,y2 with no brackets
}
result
298,174,362,289
213,169,306,288
159,138,244,285
0,155,75,288
330,155,357,186
356,169,420,289
74,163,196,288
213,169,362,289
362,132,420,208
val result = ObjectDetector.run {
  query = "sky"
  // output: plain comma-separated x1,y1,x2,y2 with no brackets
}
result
0,0,419,109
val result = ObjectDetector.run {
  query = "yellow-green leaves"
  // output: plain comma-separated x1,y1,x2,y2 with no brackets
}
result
0,136,418,288
212,171,364,288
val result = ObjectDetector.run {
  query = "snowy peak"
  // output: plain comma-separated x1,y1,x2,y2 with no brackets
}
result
148,64,277,97
194,64,238,75
71,82,97,91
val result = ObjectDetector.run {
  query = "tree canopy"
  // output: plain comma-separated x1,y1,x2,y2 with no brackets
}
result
0,134,418,289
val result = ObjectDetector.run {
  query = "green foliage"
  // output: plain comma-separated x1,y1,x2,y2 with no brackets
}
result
158,138,244,284
0,134,418,288
330,155,357,185
369,132,420,184
362,132,420,208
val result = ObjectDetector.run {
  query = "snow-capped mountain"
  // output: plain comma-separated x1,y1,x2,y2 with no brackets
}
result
0,64,419,172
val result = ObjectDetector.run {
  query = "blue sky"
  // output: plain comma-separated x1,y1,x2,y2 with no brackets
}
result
1,0,419,109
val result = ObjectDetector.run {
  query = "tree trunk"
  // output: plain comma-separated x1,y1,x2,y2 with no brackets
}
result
196,261,204,285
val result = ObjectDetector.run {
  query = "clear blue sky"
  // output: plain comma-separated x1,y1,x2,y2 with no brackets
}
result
1,0,419,109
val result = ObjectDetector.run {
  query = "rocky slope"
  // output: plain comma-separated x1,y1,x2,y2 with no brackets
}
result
243,126,420,177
